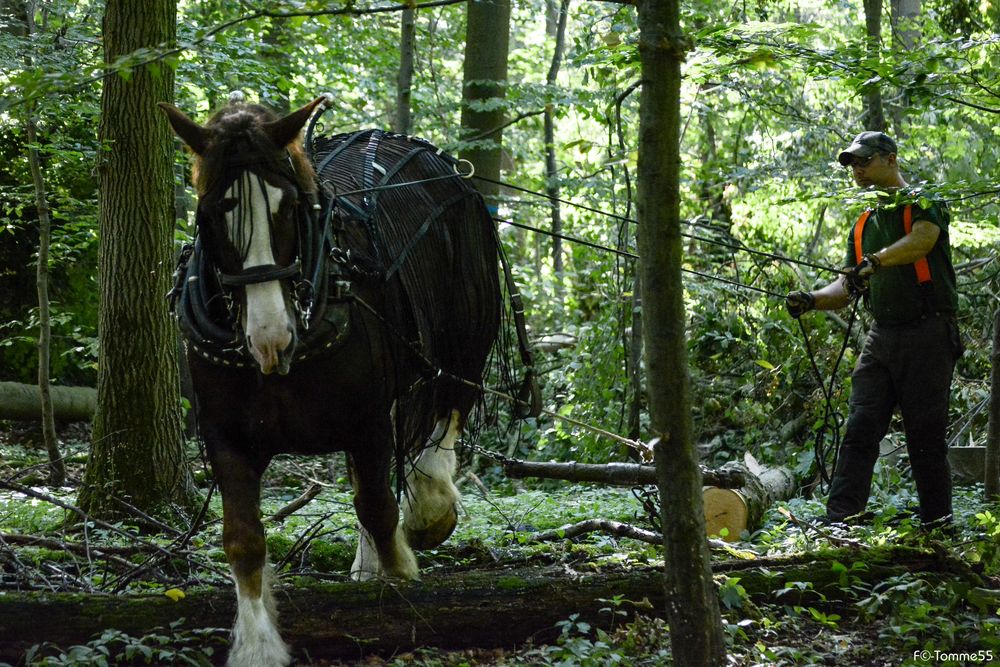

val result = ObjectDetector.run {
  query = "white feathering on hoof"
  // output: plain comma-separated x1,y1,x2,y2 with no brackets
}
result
229,90,246,105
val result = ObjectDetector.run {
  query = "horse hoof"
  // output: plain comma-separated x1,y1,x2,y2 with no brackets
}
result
404,505,458,550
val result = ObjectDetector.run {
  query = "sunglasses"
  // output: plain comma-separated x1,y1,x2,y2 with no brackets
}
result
844,154,879,169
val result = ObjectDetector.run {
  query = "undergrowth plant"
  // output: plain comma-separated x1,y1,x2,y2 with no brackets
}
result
22,620,227,667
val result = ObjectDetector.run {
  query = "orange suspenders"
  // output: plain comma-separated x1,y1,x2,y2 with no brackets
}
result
853,205,932,284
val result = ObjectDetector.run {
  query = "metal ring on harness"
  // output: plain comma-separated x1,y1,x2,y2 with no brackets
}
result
454,159,475,179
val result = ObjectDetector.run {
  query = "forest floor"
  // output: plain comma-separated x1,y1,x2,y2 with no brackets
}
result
1,428,998,666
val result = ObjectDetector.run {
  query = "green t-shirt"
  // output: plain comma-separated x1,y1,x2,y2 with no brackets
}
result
844,200,958,325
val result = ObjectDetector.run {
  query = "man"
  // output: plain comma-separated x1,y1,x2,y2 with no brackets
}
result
785,131,962,527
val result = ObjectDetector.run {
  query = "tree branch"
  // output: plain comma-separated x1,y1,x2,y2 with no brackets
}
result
4,0,469,111
521,518,731,551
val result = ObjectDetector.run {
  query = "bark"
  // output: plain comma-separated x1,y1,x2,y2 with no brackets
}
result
626,271,643,442
503,459,747,489
23,1,64,485
544,0,570,295
614,83,642,445
985,308,1000,498
459,0,510,207
0,381,96,422
0,548,983,664
78,0,196,518
863,0,885,132
890,0,921,53
394,4,417,134
635,1,726,663
889,0,921,134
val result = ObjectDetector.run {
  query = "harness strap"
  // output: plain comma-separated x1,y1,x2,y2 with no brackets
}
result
852,205,932,284
219,260,301,287
314,129,371,178
383,191,472,281
496,230,542,419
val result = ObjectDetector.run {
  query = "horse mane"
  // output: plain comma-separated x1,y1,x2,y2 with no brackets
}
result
190,102,317,196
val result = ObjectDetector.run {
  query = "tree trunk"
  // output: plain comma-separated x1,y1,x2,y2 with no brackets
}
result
890,0,921,53
863,0,886,131
459,0,510,208
394,4,417,135
985,308,1000,499
889,0,921,134
0,548,983,664
635,1,726,664
23,1,65,485
614,83,642,447
79,0,196,518
0,382,96,422
544,0,569,302
626,270,644,442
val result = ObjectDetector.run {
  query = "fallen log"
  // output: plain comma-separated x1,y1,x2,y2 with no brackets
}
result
0,381,95,422
703,453,798,542
503,456,796,542
503,460,746,489
0,546,986,663
521,518,730,551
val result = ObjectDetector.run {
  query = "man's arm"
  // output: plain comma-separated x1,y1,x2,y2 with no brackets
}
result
811,277,851,311
785,276,850,317
868,219,940,267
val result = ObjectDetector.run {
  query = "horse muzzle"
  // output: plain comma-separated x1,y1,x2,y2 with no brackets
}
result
244,279,299,375
247,324,296,375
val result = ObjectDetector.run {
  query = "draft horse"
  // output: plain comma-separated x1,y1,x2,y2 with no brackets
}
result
160,95,509,666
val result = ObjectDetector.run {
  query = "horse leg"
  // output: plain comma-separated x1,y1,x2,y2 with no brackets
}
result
216,453,290,667
348,449,419,582
403,409,462,550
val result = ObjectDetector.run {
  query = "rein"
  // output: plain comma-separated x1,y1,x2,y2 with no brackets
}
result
797,297,862,489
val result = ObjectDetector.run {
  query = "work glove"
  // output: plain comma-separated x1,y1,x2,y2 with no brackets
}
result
785,291,815,318
844,253,880,297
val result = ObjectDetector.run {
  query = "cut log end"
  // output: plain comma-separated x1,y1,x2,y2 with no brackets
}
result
703,487,748,542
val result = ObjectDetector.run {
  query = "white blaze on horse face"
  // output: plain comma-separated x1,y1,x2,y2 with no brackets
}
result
226,174,293,375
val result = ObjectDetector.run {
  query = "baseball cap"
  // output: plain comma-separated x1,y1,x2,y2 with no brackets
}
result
837,131,898,166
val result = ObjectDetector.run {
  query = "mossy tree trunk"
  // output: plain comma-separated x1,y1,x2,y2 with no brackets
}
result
459,0,510,208
635,1,727,664
79,0,196,519
394,4,417,135
543,0,569,303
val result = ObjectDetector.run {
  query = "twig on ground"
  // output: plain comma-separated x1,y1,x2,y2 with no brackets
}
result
521,518,732,551
268,482,323,523
777,507,864,548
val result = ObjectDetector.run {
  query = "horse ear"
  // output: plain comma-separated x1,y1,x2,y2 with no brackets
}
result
158,102,209,155
263,96,327,148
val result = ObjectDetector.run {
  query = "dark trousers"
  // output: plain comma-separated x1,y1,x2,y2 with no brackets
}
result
826,315,961,524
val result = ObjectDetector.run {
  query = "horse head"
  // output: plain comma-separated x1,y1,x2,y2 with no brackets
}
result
160,95,326,375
